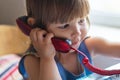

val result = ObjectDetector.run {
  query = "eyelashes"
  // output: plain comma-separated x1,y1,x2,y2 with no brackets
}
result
58,19,85,29
58,24,69,29
63,24,69,28
78,19,85,25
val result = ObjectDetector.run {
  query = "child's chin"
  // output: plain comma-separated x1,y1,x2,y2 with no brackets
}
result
69,49,76,53
69,46,79,53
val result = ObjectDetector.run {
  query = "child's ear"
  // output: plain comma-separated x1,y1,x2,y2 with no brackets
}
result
27,17,35,26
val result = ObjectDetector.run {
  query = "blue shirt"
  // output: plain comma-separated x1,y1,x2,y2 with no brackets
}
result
19,37,93,80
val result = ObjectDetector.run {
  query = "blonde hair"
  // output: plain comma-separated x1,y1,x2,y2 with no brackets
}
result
26,0,90,26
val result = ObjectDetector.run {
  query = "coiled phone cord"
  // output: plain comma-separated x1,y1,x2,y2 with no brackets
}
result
71,47,120,75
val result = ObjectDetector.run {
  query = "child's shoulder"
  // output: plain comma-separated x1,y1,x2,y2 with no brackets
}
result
24,54,38,61
23,53,40,69
22,53,40,79
83,37,94,52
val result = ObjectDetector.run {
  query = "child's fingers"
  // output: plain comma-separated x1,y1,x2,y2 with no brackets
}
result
45,33,54,43
37,30,48,42
30,28,40,42
30,28,47,51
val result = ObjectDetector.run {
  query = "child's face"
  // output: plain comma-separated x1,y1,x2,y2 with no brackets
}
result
46,18,88,49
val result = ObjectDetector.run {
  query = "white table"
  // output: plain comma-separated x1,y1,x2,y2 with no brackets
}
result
79,63,120,80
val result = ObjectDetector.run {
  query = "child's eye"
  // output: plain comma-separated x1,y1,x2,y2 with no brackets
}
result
78,19,85,24
58,24,69,29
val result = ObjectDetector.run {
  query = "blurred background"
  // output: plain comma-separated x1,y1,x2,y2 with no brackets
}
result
89,0,120,69
0,0,120,69
0,0,26,25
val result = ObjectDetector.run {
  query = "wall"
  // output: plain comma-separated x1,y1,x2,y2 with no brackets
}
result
0,0,26,25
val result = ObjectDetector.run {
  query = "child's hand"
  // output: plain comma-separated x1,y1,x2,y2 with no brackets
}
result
30,28,56,60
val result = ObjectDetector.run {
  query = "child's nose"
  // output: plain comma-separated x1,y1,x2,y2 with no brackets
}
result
71,25,81,37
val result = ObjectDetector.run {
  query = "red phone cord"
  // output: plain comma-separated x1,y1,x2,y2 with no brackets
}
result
71,47,120,75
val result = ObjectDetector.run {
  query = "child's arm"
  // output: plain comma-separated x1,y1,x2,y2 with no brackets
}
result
23,28,62,80
39,57,62,80
24,55,62,80
86,37,120,58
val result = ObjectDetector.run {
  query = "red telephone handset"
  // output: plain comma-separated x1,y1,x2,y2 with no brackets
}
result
16,16,71,53
16,16,120,75
16,16,32,36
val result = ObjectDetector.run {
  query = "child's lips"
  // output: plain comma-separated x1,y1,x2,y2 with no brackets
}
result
71,38,81,47
72,41,79,46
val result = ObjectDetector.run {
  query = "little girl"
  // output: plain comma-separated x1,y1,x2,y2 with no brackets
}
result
18,0,120,80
